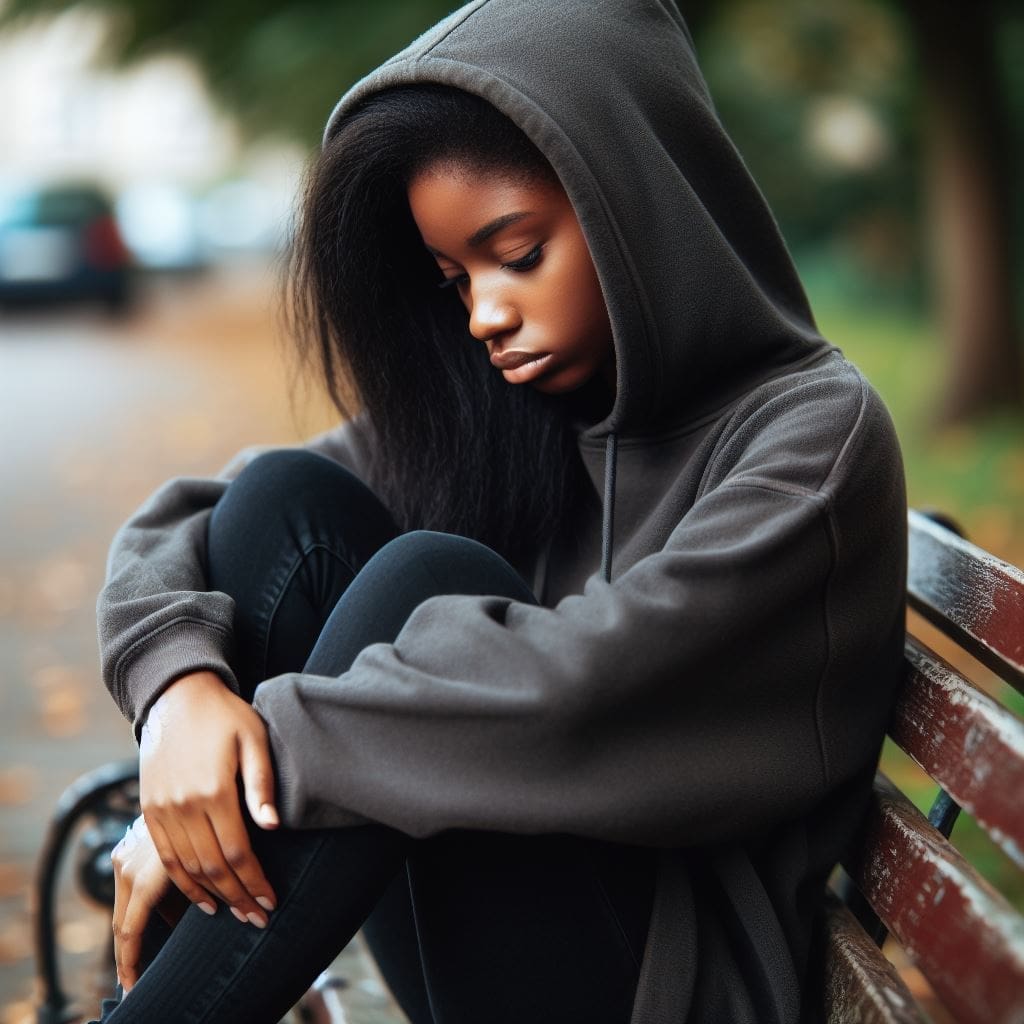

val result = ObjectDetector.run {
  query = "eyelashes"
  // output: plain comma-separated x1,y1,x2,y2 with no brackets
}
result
437,244,544,290
504,244,543,272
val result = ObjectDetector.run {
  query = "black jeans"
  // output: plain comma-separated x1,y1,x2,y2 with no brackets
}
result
96,450,656,1024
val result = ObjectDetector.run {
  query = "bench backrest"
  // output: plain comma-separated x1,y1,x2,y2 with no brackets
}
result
823,509,1024,1024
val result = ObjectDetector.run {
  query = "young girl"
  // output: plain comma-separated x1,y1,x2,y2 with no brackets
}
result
94,1,907,1021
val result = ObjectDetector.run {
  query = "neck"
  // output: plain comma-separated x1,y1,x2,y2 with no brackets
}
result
563,374,615,426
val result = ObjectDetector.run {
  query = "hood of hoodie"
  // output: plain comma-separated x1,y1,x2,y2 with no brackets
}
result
324,0,832,439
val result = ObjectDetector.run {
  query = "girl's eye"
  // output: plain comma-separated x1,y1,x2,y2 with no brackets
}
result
503,244,543,272
437,273,469,291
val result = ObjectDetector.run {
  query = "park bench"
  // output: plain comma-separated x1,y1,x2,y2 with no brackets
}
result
819,509,1024,1023
33,510,1024,1024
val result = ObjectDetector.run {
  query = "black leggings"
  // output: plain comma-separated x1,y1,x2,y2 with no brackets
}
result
96,449,657,1024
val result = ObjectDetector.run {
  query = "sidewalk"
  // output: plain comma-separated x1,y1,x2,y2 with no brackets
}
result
0,266,404,1022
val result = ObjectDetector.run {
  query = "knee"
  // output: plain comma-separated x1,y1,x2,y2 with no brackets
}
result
368,531,537,604
209,450,393,557
225,449,355,507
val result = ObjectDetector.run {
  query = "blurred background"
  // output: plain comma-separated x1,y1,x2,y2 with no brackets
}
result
0,1,1021,1021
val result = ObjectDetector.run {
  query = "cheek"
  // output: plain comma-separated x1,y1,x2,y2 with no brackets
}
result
576,263,612,356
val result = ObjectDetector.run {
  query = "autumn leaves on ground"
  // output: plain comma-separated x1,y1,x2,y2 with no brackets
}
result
0,266,340,1023
0,269,1021,1022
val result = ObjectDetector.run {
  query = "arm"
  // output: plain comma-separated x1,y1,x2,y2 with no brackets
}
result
98,418,372,733
253,387,906,846
97,419,372,915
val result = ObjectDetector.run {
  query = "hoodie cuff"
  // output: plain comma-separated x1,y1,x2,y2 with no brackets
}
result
257,715,304,828
254,681,369,830
113,620,239,740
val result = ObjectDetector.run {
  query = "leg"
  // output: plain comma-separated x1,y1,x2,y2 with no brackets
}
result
98,455,655,1022
205,448,402,696
95,451,413,1022
306,533,656,1024
94,455,541,1023
408,832,656,1024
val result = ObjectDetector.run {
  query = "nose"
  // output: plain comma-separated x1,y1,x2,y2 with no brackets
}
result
467,284,520,344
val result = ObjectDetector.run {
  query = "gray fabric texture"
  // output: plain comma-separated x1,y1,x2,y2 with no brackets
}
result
97,1,908,1020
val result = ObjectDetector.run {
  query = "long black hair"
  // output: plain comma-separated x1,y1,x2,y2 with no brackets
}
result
287,85,593,569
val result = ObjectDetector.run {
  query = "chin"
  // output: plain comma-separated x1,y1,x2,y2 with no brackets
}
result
530,366,594,395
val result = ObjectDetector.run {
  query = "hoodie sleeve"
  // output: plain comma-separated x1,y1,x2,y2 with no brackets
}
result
98,420,371,736
252,393,906,847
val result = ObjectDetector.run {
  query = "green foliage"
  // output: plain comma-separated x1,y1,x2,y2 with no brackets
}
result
0,0,454,144
810,290,1024,566
699,0,923,304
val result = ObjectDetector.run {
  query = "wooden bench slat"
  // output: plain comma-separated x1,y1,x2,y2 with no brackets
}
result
907,510,1024,692
821,891,930,1024
892,636,1024,868
843,773,1024,1024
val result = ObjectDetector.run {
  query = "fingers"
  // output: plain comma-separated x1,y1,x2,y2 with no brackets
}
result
114,879,150,992
145,815,221,913
146,801,275,924
110,823,187,993
111,840,135,991
239,731,279,830
137,683,279,926
202,803,277,918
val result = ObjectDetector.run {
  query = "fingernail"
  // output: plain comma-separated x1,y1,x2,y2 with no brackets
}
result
259,803,279,827
197,901,216,916
230,906,247,924
256,896,275,912
246,912,267,929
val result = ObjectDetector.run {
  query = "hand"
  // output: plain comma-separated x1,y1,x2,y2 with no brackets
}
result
139,671,279,929
111,814,191,992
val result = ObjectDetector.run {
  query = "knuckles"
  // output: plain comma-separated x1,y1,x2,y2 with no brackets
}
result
222,847,248,870
201,861,227,882
142,786,228,816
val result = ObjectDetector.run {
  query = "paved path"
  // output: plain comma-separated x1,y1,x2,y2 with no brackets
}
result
0,266,403,1023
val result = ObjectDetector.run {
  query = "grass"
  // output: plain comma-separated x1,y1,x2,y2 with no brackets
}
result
810,296,1024,568
807,289,1024,911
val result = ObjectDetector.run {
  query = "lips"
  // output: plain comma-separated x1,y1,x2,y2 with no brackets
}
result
490,350,554,385
489,349,545,370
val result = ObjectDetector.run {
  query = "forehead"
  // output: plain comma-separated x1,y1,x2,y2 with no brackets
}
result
407,164,569,245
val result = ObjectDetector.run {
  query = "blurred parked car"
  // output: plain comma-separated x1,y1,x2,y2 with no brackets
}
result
0,183,134,313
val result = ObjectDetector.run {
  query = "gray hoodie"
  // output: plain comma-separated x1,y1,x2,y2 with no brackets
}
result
97,1,907,1020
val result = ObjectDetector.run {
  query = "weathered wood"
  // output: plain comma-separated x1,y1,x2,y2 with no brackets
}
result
844,773,1024,1024
907,509,1024,692
821,891,930,1024
892,636,1024,868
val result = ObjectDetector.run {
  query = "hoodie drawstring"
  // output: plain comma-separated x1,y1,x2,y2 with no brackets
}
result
601,432,618,584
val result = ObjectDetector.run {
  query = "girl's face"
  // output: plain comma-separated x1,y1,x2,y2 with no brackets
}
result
408,164,615,395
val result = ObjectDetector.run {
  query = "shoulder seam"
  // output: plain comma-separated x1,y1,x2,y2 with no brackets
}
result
821,376,870,496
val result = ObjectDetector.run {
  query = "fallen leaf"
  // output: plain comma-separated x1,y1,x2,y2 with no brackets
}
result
0,863,28,900
0,767,38,807
31,557,89,615
2,999,35,1024
0,920,31,964
40,686,87,738
31,664,89,693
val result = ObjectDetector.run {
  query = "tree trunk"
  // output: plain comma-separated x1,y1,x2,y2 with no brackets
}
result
905,0,1022,423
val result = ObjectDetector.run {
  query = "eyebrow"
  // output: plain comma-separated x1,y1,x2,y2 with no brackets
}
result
424,211,534,259
468,211,533,247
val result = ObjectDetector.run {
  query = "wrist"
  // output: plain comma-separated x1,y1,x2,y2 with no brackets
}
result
161,669,226,701
145,670,228,728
